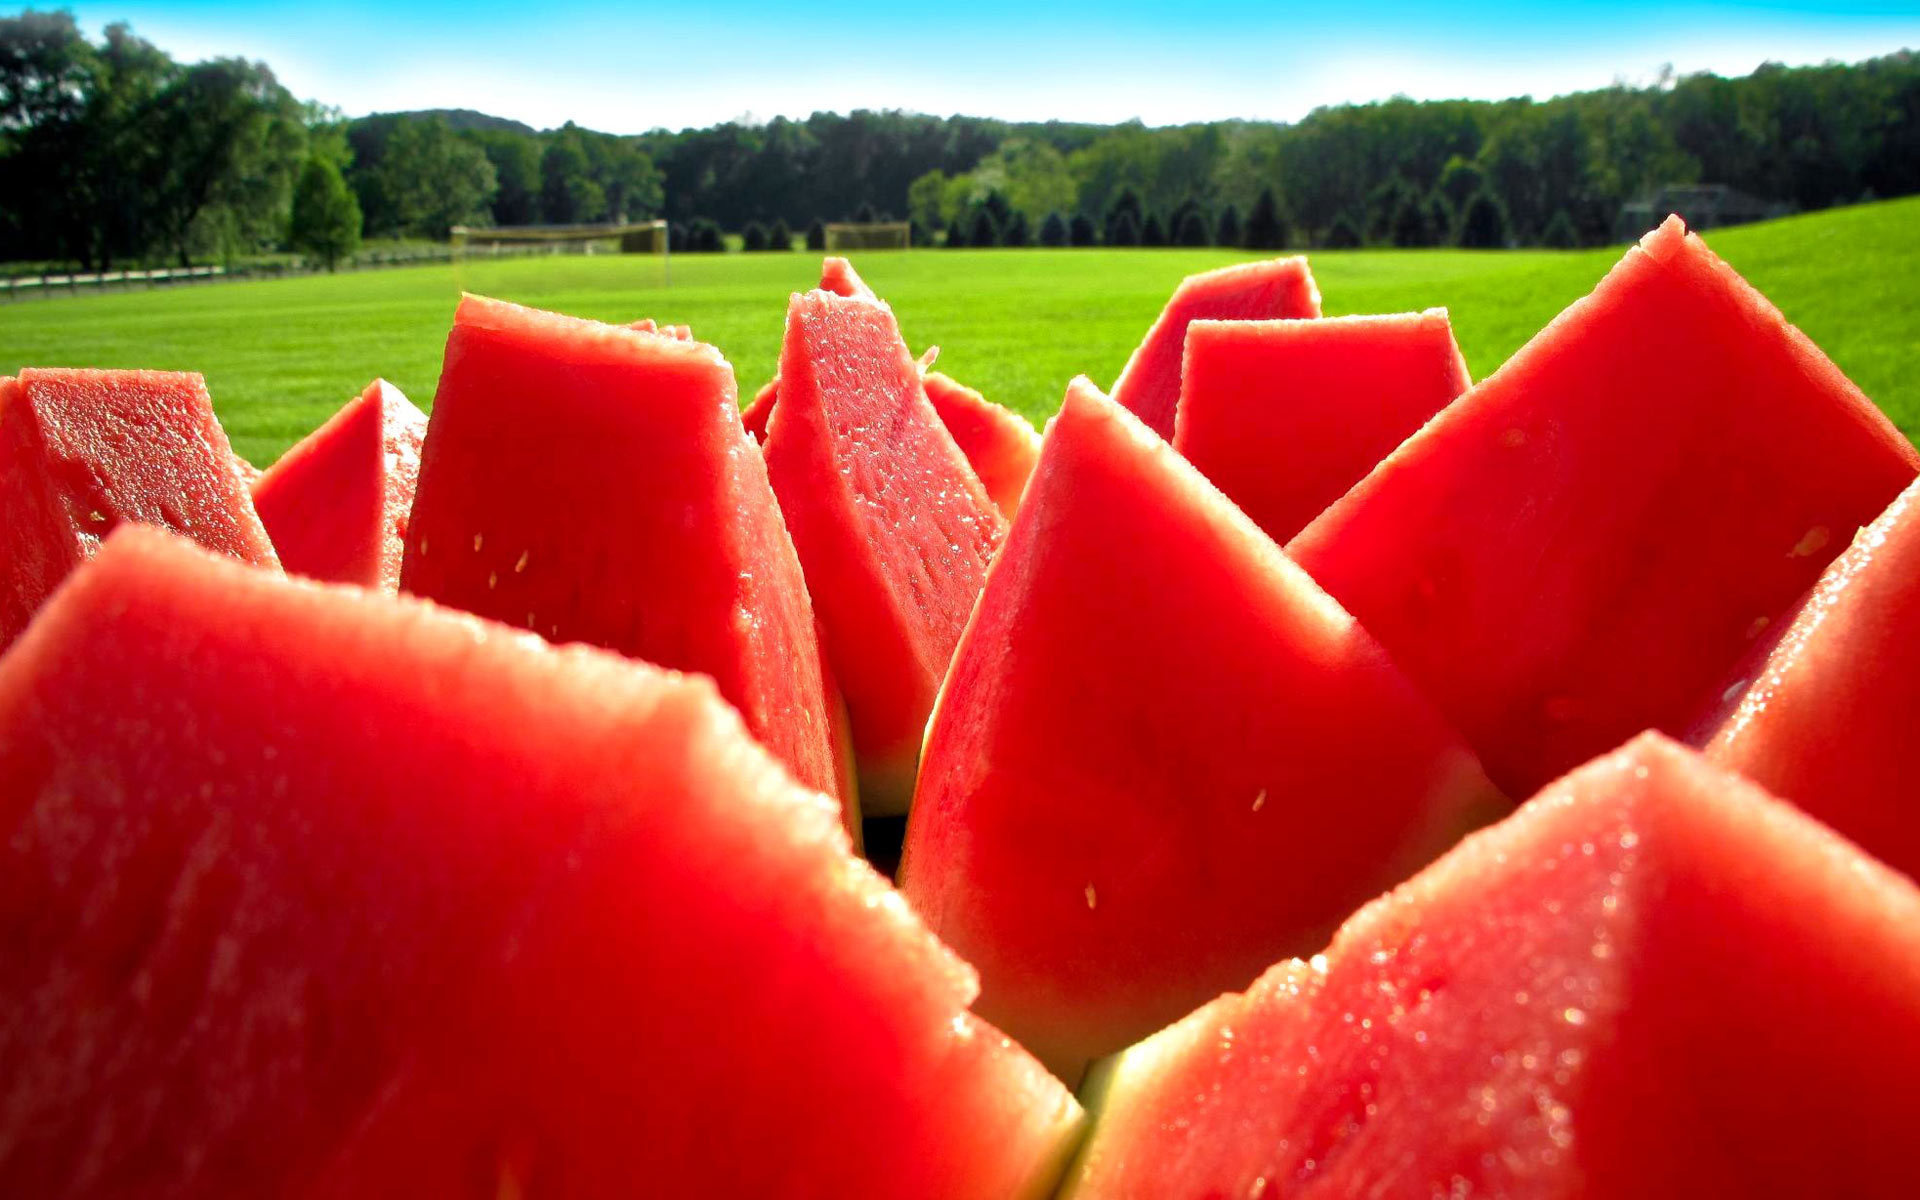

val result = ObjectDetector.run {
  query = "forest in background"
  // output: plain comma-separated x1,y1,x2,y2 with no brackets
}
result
3,9,1917,271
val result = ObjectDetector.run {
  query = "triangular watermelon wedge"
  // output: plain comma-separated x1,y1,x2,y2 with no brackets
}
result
1289,216,1920,796
899,377,1504,1076
0,368,279,650
1693,475,1920,878
923,370,1041,516
0,527,1082,1197
820,255,876,298
764,289,1007,812
250,379,426,590
1109,256,1322,440
1174,309,1470,542
1062,733,1920,1198
741,377,778,441
400,295,850,819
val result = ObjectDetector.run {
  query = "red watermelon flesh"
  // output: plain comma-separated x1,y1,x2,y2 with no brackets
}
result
1109,256,1322,440
230,451,262,486
764,289,1006,813
400,294,849,818
630,318,693,340
250,379,426,590
899,377,1504,1076
742,376,778,440
1174,310,1469,543
1693,475,1920,879
922,370,1041,517
0,527,1082,1199
0,368,279,651
1288,216,1920,797
1062,733,1920,1199
820,255,876,298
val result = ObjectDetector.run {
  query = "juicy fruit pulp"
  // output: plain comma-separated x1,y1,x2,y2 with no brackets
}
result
1175,310,1470,543
1289,217,1920,796
0,367,279,650
0,527,1082,1199
250,378,426,589
1063,734,1920,1198
901,377,1503,1076
1696,474,1920,878
400,294,848,815
1109,256,1322,440
764,289,1006,812
922,370,1042,517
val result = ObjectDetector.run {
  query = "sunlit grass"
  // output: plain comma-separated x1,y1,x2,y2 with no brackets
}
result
4,196,1916,465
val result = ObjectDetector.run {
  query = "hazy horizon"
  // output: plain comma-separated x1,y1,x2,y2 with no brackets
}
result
59,2,1920,134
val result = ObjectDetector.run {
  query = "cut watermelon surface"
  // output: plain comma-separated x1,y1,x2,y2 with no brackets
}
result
0,527,1083,1199
741,376,777,440
820,255,876,298
1288,217,1920,796
1063,733,1920,1199
923,370,1042,516
1695,475,1920,879
0,368,279,650
900,377,1504,1076
1174,310,1469,543
250,379,426,590
1109,256,1322,440
400,294,848,815
764,289,1006,812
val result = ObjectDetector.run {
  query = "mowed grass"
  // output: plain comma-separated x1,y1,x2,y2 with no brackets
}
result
3,196,1917,466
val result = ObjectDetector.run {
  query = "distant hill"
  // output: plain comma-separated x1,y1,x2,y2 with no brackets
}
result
364,108,542,137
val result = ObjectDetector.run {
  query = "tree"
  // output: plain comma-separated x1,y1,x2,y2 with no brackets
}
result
1104,186,1144,244
287,151,360,269
1437,155,1485,213
1457,190,1509,248
1244,187,1285,248
853,200,878,223
805,219,826,250
1107,209,1140,246
686,217,724,252
967,206,999,247
1214,203,1241,248
1069,213,1098,246
1039,211,1068,246
768,217,792,250
474,131,541,225
540,127,602,225
945,217,968,248
1001,210,1031,247
1324,212,1363,248
741,220,768,251
379,116,496,238
907,169,950,230
1141,213,1168,246
1385,184,1440,247
1175,209,1210,246
1541,207,1579,248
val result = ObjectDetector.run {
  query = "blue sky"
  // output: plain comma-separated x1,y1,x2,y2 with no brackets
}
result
66,1,1920,133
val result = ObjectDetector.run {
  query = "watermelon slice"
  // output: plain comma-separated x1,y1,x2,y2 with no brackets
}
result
249,379,426,590
1174,310,1469,542
1288,217,1920,796
1109,256,1322,440
923,370,1042,516
741,376,778,440
1694,475,1920,878
764,289,1007,813
231,451,262,486
1062,733,1920,1199
0,527,1081,1197
0,367,279,650
820,255,876,298
400,295,849,817
630,318,693,339
899,377,1504,1076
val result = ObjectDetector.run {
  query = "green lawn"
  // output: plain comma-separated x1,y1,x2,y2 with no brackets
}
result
4,197,1917,466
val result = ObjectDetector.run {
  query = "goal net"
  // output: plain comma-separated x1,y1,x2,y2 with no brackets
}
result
450,219,669,258
824,222,912,251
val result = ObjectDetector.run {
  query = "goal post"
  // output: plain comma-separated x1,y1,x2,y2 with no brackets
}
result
824,222,912,251
450,219,669,258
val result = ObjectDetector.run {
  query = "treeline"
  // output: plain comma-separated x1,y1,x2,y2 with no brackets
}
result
4,9,1918,271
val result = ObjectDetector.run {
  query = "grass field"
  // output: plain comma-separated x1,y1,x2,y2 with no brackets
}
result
4,197,1917,466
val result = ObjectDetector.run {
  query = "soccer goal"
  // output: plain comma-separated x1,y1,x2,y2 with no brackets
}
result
824,222,912,251
449,219,669,258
